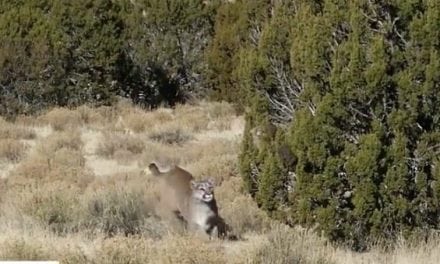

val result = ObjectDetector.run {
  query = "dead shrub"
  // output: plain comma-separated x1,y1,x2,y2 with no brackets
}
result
52,148,85,168
170,102,236,133
214,177,271,236
0,116,7,126
0,178,7,204
206,117,232,131
31,130,85,172
138,139,238,180
111,100,170,129
174,104,210,132
58,250,90,264
96,132,145,159
204,101,236,119
139,142,182,167
83,189,150,237
0,125,36,140
9,154,94,190
0,139,28,163
20,186,84,235
220,195,271,235
95,236,153,263
152,234,227,264
92,106,120,127
36,130,83,156
148,128,193,145
96,234,226,264
119,106,174,133
75,105,102,126
186,154,238,185
215,177,244,203
253,224,334,264
0,239,51,260
39,108,82,131
12,115,39,127
182,139,238,165
0,117,36,140
117,112,149,133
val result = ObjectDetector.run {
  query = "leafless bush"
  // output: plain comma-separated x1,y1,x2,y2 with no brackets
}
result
96,132,145,159
0,139,28,163
148,128,194,145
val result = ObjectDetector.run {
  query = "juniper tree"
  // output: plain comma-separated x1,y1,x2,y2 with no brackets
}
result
236,0,440,250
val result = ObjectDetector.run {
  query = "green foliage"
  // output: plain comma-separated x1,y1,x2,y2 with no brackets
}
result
239,120,258,195
256,146,285,213
123,0,219,106
0,0,123,116
0,0,219,117
205,0,271,108
236,0,440,250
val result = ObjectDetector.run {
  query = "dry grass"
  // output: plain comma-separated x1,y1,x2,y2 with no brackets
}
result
0,117,36,140
7,129,93,190
0,239,52,260
36,130,83,154
148,128,194,145
1,100,440,264
38,107,83,131
96,132,145,161
252,224,335,264
118,107,174,133
17,185,84,235
83,187,151,237
0,139,28,163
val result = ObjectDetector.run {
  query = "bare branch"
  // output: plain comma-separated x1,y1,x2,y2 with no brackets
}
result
347,103,372,119
249,19,261,46
362,1,408,49
307,102,317,116
265,91,294,124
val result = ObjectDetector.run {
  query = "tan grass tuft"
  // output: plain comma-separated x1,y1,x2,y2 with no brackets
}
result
0,238,52,260
113,102,174,133
75,104,104,126
83,187,151,237
0,119,36,140
186,153,238,185
96,132,145,162
9,155,94,190
148,128,194,145
0,139,28,163
221,194,271,235
95,236,154,263
39,107,83,131
252,223,335,264
35,130,83,154
151,234,227,264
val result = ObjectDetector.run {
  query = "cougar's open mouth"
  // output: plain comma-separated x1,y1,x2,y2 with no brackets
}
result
203,194,213,201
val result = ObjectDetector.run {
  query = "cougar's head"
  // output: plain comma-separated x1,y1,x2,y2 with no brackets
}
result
191,179,215,202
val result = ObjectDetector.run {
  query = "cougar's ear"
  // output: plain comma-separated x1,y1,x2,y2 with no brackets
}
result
207,178,215,187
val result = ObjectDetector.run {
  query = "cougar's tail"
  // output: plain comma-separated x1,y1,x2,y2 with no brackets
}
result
148,162,162,176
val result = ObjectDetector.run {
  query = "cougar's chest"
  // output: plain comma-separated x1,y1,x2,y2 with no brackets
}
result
191,202,215,230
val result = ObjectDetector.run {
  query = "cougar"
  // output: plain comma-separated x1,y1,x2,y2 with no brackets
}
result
148,162,228,238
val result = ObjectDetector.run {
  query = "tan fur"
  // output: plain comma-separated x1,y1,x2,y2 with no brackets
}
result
147,162,228,238
149,163,193,219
